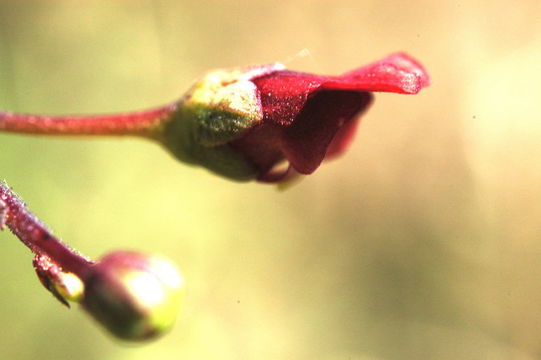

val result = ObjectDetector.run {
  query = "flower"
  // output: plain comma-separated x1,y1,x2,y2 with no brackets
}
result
161,52,430,182
0,53,430,183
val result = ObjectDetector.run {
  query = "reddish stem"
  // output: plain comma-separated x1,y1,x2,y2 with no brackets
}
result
0,103,178,139
0,182,93,278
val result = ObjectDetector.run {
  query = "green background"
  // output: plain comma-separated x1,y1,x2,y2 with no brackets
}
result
1,1,541,359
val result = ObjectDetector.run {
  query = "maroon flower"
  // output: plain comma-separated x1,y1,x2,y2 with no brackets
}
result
229,53,430,182
0,53,430,183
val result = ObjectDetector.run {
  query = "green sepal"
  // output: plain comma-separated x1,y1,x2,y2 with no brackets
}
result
160,63,284,181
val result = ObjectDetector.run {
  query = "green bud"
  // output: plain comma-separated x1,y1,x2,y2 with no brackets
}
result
82,251,184,341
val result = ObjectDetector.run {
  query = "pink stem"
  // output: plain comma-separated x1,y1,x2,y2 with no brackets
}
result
0,182,93,278
0,103,178,139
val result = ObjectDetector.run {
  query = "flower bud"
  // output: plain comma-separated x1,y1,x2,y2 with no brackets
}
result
81,251,184,341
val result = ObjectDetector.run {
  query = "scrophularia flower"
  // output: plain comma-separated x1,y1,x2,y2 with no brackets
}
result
0,53,430,183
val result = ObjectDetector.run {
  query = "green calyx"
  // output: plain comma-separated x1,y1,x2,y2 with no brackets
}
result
160,63,284,181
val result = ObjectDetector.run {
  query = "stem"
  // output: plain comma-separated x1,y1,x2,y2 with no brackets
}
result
0,181,93,278
0,103,178,139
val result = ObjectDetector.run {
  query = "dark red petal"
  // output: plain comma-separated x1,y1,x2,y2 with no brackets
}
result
253,71,328,126
324,114,363,160
322,53,430,94
229,122,284,174
237,53,429,181
280,90,372,174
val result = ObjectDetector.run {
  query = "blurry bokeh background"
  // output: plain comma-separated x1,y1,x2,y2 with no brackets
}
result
1,1,541,359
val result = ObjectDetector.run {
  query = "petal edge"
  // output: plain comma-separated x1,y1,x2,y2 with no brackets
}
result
324,52,430,95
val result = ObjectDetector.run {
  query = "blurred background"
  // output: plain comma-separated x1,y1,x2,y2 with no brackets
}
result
1,1,540,359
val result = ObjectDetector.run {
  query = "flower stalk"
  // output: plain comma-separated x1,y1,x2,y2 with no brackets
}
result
0,104,177,140
0,181,93,277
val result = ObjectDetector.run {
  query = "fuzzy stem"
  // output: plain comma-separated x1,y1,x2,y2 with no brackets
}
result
0,103,178,139
0,181,93,277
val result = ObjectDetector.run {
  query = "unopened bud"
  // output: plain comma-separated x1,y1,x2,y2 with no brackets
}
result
82,251,184,341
